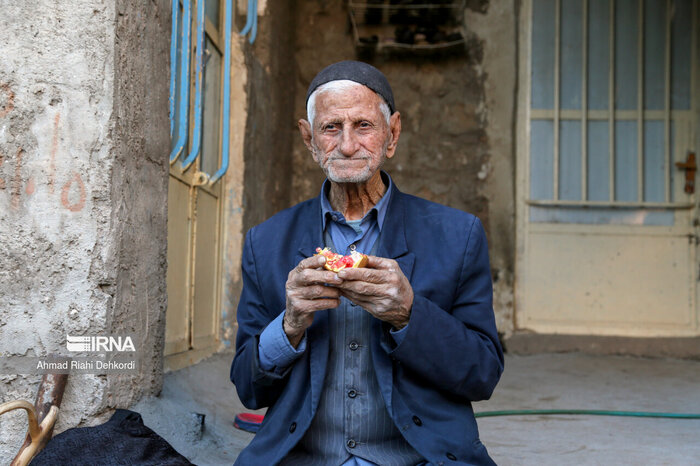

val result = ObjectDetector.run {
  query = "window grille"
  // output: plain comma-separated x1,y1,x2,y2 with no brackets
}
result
528,0,697,218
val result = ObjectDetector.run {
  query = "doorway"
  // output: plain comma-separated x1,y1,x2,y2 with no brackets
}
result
516,0,700,336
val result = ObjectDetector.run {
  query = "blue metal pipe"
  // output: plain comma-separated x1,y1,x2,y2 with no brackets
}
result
168,0,179,136
169,0,192,165
181,0,206,172
248,0,258,44
239,0,254,36
209,0,233,184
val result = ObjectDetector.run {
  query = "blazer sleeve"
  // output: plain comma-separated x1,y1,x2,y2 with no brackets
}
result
230,228,293,409
380,217,504,401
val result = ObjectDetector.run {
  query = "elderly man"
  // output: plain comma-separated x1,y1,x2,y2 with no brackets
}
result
231,61,503,465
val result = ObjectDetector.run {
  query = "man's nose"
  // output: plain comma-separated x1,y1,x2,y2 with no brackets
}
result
338,127,359,156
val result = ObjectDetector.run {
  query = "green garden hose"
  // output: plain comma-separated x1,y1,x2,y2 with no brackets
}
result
475,409,700,419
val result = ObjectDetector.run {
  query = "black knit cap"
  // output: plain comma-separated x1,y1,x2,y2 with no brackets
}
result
305,60,396,114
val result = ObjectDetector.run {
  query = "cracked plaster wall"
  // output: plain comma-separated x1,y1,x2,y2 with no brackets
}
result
0,0,169,460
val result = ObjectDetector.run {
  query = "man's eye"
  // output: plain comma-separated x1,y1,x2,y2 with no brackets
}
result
359,121,372,128
323,124,337,131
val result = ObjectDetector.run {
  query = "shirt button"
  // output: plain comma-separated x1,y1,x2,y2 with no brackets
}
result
347,439,356,449
289,422,296,433
348,389,357,398
412,415,422,426
332,215,338,221
348,341,359,351
446,452,457,461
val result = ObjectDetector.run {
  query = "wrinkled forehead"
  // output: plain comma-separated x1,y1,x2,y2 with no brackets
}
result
313,80,384,110
314,84,385,113
311,81,389,124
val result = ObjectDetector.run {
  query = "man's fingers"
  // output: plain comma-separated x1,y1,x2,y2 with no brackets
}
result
294,284,341,300
302,269,342,286
336,280,384,297
364,255,399,271
296,255,327,271
291,267,342,286
336,256,402,278
305,298,340,311
336,267,388,283
339,290,391,313
288,293,341,313
339,289,372,304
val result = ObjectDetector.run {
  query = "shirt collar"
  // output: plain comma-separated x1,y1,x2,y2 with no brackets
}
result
320,171,393,232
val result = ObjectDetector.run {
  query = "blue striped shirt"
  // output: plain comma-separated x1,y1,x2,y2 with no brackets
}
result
258,173,416,464
259,172,407,374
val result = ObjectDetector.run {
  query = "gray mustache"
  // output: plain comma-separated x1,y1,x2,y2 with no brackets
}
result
327,156,370,161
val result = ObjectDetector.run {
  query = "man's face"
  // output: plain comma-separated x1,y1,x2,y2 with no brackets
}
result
299,85,401,184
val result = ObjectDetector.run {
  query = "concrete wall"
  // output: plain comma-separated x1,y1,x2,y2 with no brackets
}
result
221,0,299,342
466,0,518,335
241,0,297,231
108,0,170,405
221,38,250,348
0,0,169,460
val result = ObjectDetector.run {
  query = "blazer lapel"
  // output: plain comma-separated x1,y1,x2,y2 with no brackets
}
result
375,184,415,281
295,194,324,263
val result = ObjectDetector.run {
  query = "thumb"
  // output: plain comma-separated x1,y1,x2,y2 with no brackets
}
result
365,255,394,270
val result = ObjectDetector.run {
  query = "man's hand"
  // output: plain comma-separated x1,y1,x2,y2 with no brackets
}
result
336,256,413,329
284,255,343,347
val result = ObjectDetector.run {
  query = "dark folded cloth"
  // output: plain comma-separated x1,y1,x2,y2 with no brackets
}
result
31,409,194,466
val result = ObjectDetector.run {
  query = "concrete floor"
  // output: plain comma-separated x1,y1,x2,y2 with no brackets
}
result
131,352,700,465
476,353,700,465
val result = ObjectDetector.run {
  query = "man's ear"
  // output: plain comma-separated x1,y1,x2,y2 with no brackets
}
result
385,112,402,159
298,119,313,152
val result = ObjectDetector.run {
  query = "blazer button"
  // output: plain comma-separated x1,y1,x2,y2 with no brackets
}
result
348,389,357,398
412,415,422,426
347,439,356,448
446,452,457,461
348,341,359,351
289,422,296,433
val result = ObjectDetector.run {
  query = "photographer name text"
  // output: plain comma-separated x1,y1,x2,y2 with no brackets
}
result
36,360,136,370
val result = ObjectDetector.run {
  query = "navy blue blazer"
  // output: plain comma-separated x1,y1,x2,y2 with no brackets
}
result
231,182,504,465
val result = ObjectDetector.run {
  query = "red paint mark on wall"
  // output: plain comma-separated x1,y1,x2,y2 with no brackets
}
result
49,113,60,194
25,177,35,195
61,171,86,212
11,148,23,210
0,83,15,118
